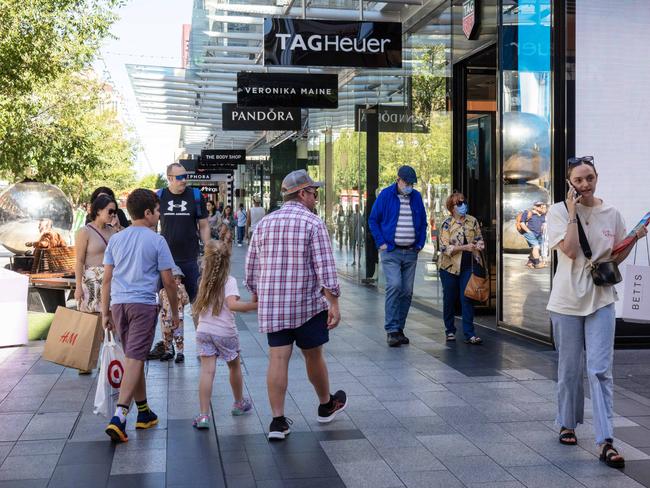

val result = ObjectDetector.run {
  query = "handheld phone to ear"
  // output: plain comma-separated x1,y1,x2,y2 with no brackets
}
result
566,179,580,199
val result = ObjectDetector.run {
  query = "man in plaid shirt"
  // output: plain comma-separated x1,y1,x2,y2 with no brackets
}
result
245,169,347,440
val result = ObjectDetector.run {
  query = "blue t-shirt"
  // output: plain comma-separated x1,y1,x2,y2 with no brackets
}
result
103,226,176,305
527,213,546,237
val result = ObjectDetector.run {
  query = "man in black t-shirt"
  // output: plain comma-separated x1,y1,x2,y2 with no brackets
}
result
158,163,210,302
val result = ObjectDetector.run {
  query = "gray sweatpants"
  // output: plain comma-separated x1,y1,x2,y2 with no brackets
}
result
550,303,616,445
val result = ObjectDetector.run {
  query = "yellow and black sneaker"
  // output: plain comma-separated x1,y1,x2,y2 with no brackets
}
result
105,417,128,443
135,409,159,430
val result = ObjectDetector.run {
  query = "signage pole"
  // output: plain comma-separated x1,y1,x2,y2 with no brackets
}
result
364,108,379,282
301,0,306,18
359,0,364,21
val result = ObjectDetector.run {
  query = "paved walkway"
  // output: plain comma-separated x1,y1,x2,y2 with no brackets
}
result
2,246,650,487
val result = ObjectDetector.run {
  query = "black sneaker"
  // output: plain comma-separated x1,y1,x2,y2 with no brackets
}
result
387,332,401,347
174,353,185,364
398,331,410,345
268,416,293,441
160,351,174,362
147,341,165,360
317,390,347,423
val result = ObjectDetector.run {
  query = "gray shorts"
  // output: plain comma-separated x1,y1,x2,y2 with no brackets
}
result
196,332,240,362
112,303,158,361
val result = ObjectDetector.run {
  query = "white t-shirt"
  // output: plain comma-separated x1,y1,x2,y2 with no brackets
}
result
546,201,626,316
196,276,240,337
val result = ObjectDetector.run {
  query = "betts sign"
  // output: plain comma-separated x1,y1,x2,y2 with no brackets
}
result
264,19,402,68
222,103,301,131
238,73,338,109
463,0,479,40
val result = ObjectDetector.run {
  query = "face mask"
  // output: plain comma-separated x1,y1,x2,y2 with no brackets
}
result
457,203,468,216
401,185,413,195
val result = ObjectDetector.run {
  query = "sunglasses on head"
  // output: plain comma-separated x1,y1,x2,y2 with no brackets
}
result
568,156,594,167
170,174,188,181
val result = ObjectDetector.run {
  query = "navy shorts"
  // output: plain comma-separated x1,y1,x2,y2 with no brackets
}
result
267,311,329,349
176,259,200,302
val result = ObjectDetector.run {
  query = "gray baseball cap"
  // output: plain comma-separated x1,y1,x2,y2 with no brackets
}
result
281,169,323,195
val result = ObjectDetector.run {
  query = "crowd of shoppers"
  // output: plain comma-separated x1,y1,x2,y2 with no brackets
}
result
66,158,645,472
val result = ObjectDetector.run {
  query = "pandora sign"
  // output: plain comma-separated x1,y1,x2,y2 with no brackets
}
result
264,19,402,68
222,104,301,131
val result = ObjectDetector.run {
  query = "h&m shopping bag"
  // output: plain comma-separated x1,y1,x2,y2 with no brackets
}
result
42,306,103,371
622,241,650,324
94,330,126,418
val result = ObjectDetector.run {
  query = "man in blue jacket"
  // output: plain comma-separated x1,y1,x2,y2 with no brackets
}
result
369,165,427,347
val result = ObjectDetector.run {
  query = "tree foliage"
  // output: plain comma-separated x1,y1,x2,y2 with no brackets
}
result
0,0,134,194
136,173,167,191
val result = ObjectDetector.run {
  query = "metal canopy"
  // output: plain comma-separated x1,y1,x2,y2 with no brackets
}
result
127,0,452,156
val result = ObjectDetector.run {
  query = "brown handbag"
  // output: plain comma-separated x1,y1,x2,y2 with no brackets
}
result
464,252,489,303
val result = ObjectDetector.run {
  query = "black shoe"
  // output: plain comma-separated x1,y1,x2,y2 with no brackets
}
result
174,353,185,364
268,416,293,441
147,341,165,360
317,390,347,423
160,351,174,362
398,331,410,345
387,332,401,347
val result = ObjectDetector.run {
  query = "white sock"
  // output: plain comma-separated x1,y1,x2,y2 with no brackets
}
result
114,405,128,423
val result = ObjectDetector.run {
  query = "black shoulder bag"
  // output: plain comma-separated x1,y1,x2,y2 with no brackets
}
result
566,203,622,286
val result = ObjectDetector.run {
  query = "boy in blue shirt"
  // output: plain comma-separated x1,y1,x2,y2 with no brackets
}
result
101,189,179,443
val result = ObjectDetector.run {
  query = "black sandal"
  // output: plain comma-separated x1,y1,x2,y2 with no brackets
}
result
559,428,577,445
600,442,625,468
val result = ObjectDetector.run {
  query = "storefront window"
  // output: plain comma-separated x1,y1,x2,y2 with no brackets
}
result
499,0,552,338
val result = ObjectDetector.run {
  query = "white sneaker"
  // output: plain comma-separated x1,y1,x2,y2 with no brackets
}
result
237,243,243,247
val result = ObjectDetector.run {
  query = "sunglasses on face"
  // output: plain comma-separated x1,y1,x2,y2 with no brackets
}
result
107,209,116,216
303,188,318,197
568,156,595,167
170,174,188,181
456,201,466,207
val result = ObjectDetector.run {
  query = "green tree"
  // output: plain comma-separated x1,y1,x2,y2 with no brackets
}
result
136,173,166,190
0,0,122,97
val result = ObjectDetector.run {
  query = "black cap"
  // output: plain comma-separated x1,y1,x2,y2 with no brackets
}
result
398,165,417,184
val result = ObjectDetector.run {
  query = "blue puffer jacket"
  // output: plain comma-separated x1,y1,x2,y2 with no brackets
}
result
368,183,427,251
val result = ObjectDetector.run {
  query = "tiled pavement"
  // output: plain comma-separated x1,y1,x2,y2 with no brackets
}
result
3,247,650,487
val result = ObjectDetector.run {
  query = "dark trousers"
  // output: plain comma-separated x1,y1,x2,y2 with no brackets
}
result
439,268,476,340
176,259,200,303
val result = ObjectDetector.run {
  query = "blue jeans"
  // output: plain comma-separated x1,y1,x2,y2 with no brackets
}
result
381,248,418,333
439,268,476,340
523,231,542,248
237,225,245,244
550,303,616,445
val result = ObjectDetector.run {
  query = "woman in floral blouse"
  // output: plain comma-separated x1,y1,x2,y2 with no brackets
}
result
438,191,484,344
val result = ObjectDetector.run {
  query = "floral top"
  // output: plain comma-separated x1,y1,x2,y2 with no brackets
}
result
438,214,484,275
159,284,190,322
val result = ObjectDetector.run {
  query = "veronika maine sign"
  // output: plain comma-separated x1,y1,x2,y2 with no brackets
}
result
264,18,402,68
237,73,338,109
199,149,245,171
222,103,302,131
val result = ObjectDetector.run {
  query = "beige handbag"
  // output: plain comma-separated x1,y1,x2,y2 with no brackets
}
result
464,252,489,303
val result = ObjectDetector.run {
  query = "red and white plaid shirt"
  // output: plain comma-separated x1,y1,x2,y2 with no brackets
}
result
244,201,340,333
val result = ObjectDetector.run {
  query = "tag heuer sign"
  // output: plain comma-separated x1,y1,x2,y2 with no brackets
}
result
222,103,301,131
199,149,245,171
237,73,338,109
463,0,479,40
264,18,402,68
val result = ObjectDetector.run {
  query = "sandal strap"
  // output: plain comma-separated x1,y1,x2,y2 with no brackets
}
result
602,444,620,460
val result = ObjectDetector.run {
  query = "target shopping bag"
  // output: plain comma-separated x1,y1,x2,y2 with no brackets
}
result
93,330,125,418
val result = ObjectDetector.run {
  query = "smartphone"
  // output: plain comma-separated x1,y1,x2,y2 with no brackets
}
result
566,179,580,199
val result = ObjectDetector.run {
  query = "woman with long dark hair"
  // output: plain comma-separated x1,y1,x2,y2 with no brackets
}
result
547,156,647,468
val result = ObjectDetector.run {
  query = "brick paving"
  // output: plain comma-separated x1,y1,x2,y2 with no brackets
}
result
1,246,650,487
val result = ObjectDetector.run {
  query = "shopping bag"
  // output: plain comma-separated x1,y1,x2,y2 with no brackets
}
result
622,264,650,323
93,330,126,418
464,252,489,303
42,306,103,371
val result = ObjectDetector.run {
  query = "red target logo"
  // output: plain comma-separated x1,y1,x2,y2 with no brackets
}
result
108,360,124,389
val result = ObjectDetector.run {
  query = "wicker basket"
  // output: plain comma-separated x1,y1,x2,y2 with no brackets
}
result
31,246,76,274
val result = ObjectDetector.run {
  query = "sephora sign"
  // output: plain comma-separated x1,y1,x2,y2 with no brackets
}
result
222,103,301,131
264,18,402,68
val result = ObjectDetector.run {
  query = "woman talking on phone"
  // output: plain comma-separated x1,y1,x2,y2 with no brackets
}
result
546,156,647,468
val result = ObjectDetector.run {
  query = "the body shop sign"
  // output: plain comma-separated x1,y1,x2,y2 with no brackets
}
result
199,149,245,171
264,18,402,68
222,103,301,131
238,73,338,109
